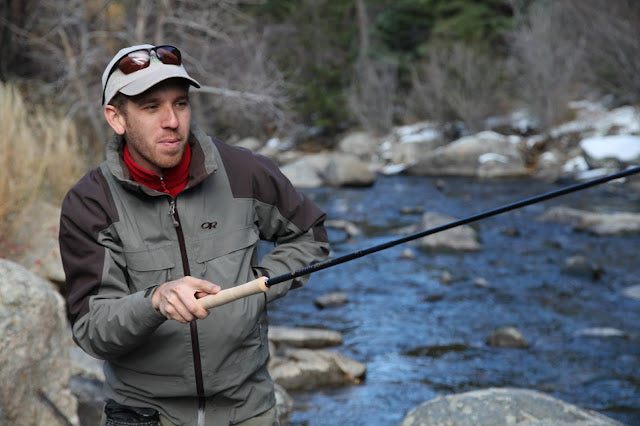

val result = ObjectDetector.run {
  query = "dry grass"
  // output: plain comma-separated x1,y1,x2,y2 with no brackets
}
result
0,82,87,255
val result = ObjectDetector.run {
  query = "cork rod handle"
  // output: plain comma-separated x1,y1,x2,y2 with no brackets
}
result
198,277,269,309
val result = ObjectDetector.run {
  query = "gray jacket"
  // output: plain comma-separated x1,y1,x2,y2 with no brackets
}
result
59,123,330,424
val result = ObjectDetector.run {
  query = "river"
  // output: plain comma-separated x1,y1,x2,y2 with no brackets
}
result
268,174,640,426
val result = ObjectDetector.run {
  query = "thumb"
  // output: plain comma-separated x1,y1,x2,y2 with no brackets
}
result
194,281,221,299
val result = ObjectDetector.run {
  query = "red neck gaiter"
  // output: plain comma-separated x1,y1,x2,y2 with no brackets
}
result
123,143,191,198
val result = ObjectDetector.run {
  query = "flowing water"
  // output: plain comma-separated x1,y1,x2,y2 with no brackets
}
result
268,174,640,426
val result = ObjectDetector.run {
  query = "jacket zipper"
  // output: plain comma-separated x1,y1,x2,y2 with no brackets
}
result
169,198,207,423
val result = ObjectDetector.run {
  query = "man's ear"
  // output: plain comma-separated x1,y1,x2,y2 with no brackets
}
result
104,105,126,135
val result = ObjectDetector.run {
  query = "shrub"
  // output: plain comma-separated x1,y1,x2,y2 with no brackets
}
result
0,82,86,254
347,56,399,135
406,42,509,132
508,1,586,130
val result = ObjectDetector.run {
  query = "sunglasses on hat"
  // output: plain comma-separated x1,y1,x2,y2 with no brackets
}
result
107,45,181,77
102,45,182,104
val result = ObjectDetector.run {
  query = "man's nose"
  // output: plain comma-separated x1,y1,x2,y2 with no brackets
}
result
162,106,179,128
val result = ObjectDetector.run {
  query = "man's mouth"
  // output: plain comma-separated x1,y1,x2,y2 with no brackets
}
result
159,137,181,147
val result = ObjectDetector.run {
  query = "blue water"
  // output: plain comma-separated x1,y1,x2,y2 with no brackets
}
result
268,175,640,426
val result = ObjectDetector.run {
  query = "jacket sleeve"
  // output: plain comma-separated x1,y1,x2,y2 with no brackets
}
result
59,168,166,360
247,153,331,302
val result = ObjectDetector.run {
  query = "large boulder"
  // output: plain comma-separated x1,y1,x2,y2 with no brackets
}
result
550,103,640,140
280,152,376,188
269,326,343,349
268,326,366,391
383,122,447,165
337,130,381,160
538,206,640,235
10,200,65,287
322,153,377,187
400,212,481,252
0,259,78,426
580,134,640,169
622,284,640,301
486,326,530,349
269,348,366,391
399,388,625,426
406,131,529,178
279,154,329,188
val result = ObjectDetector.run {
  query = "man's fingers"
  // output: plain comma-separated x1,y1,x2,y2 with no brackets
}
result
161,291,197,323
155,277,220,322
187,277,221,295
173,284,210,320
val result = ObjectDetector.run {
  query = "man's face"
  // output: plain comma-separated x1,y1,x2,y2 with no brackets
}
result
107,79,192,176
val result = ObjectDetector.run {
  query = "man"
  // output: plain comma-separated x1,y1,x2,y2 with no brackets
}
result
59,44,330,425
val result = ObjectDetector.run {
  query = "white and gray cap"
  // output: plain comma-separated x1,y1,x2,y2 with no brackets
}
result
101,44,200,106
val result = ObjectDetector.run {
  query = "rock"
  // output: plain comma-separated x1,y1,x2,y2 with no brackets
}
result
406,131,529,178
477,151,530,179
580,134,640,169
439,270,454,285
268,348,366,391
386,122,446,165
486,326,529,348
257,137,293,161
281,152,376,188
269,326,343,349
538,206,640,235
380,163,407,175
574,327,628,338
562,255,603,280
574,167,621,182
626,172,640,193
10,200,65,287
69,376,105,426
0,259,79,426
68,342,106,426
274,383,294,426
279,156,325,188
622,284,640,300
533,150,564,182
550,102,640,140
562,156,590,174
322,153,376,187
314,292,348,309
69,344,104,382
337,130,380,159
325,219,362,238
404,212,481,252
400,206,425,215
399,388,625,426
399,248,416,260
234,136,264,152
267,326,365,392
473,277,490,288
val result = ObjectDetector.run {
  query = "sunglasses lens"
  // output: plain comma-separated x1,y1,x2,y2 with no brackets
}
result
118,50,151,74
156,46,181,65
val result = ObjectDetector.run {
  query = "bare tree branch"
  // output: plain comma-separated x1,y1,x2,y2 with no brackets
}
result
196,85,284,105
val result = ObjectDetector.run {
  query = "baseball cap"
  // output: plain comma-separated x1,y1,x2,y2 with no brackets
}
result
101,44,200,106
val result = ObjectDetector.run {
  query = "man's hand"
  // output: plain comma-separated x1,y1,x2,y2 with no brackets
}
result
152,276,221,323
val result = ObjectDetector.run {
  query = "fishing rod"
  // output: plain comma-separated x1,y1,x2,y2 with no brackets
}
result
199,165,640,310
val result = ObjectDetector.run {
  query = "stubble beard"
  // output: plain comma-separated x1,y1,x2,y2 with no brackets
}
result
125,128,186,173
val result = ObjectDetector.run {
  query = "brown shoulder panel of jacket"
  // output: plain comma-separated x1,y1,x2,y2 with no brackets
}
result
213,140,328,243
60,166,119,325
